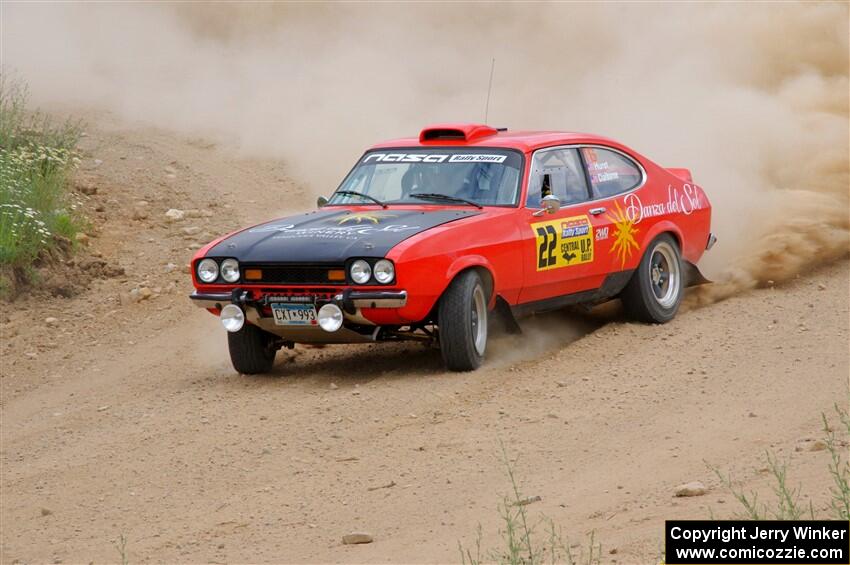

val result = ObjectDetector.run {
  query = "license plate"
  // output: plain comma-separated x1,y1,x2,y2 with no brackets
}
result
271,303,318,326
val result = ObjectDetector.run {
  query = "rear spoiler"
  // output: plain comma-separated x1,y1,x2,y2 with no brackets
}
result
667,168,693,182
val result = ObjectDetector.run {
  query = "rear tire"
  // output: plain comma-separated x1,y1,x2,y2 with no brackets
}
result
227,324,277,374
621,234,683,323
438,270,488,371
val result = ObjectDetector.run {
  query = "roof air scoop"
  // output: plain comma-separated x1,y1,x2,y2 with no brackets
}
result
419,123,500,143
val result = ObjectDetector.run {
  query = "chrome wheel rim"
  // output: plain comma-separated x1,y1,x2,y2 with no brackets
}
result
650,241,680,308
471,285,488,356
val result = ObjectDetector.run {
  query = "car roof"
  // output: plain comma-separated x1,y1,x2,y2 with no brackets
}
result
369,123,628,153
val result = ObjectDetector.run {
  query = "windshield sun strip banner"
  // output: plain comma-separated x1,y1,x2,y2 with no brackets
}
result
362,153,508,164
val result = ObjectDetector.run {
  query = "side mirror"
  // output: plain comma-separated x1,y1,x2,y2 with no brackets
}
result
317,196,329,208
533,194,561,216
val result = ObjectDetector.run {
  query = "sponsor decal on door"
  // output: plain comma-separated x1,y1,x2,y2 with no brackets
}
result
531,215,594,271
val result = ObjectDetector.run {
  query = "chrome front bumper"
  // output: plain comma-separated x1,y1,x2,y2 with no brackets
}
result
189,292,234,309
345,290,408,309
189,289,407,310
190,289,408,341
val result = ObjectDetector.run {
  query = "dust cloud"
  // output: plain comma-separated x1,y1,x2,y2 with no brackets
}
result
3,2,848,300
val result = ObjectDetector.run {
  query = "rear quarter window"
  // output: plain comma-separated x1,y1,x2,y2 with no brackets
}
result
581,147,642,199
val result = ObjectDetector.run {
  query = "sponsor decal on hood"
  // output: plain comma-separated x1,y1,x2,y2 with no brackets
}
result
205,208,479,263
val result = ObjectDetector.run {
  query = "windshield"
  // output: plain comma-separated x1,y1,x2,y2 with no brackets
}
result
330,148,523,207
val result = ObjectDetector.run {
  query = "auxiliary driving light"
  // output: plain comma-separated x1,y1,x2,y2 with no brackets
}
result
220,304,245,333
317,303,344,332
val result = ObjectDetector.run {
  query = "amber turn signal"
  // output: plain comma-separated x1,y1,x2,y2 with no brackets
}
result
327,269,346,281
244,269,263,280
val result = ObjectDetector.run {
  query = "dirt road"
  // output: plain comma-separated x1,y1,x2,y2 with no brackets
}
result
1,114,847,564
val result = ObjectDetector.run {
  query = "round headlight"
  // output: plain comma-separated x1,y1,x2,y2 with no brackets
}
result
373,259,394,284
317,303,343,332
350,260,372,284
220,304,245,333
197,258,219,283
220,258,240,283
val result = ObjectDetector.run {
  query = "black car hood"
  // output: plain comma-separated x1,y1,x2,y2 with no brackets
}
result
206,208,480,263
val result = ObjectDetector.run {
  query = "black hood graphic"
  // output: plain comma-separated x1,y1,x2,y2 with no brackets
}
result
206,208,480,263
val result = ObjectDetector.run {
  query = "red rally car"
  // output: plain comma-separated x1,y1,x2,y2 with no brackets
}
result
190,123,715,374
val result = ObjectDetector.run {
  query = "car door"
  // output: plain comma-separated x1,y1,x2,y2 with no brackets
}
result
517,146,614,304
577,146,647,275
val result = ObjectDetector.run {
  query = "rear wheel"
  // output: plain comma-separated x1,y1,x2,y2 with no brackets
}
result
438,270,488,371
621,234,683,323
227,324,277,374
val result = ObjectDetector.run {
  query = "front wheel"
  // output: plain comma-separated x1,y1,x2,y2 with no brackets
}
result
621,234,683,323
227,324,277,374
438,270,488,371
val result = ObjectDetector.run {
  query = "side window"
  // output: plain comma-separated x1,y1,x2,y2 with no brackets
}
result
581,147,642,199
525,148,589,207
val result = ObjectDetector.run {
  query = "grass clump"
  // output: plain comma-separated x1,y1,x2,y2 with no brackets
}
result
113,533,129,565
822,403,850,519
710,402,849,521
710,451,814,520
0,75,83,285
460,443,601,565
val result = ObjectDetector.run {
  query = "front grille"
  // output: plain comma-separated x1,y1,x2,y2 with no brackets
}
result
242,263,344,285
256,289,342,308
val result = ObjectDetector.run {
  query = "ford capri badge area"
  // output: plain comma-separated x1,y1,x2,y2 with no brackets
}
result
190,123,714,374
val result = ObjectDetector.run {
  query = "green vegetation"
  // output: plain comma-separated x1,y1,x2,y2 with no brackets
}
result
459,443,601,565
471,404,849,565
823,405,850,519
0,76,83,292
711,451,815,520
114,533,129,565
711,403,850,521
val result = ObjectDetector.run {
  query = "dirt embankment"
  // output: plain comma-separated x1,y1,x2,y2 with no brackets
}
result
1,115,847,564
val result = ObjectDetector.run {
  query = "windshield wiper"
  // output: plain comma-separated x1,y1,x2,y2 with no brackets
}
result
409,193,483,209
333,190,388,209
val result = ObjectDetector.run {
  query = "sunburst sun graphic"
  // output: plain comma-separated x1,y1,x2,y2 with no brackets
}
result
606,201,640,267
336,212,395,225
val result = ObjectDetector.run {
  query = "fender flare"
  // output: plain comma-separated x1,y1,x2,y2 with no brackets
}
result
634,221,705,285
445,255,498,307
638,220,683,252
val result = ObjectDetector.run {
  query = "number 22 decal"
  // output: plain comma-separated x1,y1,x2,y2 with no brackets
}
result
532,215,594,271
536,225,557,269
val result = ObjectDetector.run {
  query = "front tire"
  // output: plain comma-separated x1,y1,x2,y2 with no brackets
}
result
621,234,683,323
227,324,277,374
438,270,489,371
